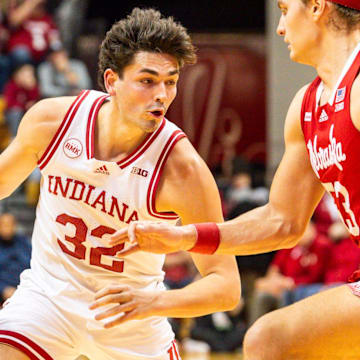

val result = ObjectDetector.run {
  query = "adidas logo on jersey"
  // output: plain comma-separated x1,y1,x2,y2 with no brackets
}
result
319,109,328,122
94,165,110,175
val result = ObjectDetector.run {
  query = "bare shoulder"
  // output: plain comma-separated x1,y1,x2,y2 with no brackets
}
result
17,96,77,158
350,75,360,131
284,83,310,143
163,137,209,181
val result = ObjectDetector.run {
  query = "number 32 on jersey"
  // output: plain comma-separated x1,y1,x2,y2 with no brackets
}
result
56,213,125,273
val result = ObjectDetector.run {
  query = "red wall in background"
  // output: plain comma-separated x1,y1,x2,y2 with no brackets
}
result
167,35,266,173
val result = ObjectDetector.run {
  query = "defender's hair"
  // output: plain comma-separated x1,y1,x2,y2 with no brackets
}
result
301,0,360,30
98,8,197,91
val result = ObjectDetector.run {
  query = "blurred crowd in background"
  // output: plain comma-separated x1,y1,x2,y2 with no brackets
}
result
0,0,359,356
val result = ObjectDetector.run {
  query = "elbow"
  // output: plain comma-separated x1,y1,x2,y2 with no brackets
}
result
219,279,242,311
278,217,306,249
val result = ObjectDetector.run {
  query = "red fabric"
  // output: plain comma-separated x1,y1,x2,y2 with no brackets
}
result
312,196,335,236
325,237,360,283
3,80,39,111
301,50,360,246
7,14,59,62
271,236,331,285
190,223,220,254
329,0,360,10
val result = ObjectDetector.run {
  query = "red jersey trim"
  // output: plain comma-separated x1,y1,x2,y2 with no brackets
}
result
0,330,54,360
38,90,90,170
118,118,166,169
86,94,109,159
147,130,186,219
300,78,320,134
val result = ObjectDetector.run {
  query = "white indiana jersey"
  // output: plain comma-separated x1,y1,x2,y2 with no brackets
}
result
26,90,185,328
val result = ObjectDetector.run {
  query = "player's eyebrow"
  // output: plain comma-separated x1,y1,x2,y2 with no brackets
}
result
139,69,179,76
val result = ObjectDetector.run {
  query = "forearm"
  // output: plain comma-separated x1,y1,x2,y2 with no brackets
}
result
218,204,302,255
8,0,40,27
182,204,304,256
155,273,240,318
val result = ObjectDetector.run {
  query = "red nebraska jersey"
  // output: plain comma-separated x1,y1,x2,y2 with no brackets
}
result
301,44,360,246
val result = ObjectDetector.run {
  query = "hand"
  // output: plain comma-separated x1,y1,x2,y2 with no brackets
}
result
89,285,162,328
109,221,197,256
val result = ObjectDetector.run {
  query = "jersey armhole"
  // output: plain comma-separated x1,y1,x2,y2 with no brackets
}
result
146,130,187,219
300,79,320,134
38,90,90,171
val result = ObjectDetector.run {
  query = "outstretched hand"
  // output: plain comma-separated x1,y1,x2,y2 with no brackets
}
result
108,221,197,256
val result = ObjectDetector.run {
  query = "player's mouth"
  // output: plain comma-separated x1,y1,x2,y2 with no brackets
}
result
148,108,164,119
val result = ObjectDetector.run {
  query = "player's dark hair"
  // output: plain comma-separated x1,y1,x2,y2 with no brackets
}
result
97,7,197,91
301,0,360,30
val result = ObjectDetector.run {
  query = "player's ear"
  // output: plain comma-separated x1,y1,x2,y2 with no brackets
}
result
310,0,327,20
104,68,118,96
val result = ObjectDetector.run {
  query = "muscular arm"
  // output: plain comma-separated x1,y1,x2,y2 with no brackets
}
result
0,97,74,198
152,138,241,317
214,86,324,254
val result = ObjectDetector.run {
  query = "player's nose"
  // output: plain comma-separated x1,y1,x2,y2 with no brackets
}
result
276,16,285,36
154,82,167,103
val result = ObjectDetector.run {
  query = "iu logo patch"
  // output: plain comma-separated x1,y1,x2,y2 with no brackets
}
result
63,138,83,159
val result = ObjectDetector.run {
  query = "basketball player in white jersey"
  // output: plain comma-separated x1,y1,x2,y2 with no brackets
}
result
0,8,241,360
109,1,360,358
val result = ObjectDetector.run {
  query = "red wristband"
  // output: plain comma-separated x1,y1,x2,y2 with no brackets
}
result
188,223,220,254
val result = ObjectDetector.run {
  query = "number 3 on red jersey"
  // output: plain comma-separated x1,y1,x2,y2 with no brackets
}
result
323,181,360,236
56,213,124,272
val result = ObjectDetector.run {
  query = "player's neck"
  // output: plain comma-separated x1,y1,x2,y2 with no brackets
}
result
93,99,148,162
315,31,360,90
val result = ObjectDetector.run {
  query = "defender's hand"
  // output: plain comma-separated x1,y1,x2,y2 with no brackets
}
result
109,222,197,256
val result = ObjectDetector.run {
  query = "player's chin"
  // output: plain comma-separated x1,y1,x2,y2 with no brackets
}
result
142,119,161,133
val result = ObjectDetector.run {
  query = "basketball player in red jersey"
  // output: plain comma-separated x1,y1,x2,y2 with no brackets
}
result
0,8,240,360
110,1,360,358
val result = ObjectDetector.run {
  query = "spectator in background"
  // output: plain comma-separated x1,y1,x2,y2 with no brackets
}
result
280,221,360,305
312,192,339,236
324,221,360,284
3,63,39,137
164,251,196,290
0,213,31,306
38,48,92,98
53,0,88,56
0,4,11,92
7,0,61,66
189,297,246,353
226,170,268,217
248,221,330,325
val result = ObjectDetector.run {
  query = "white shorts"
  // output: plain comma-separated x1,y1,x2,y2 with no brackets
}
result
0,273,181,360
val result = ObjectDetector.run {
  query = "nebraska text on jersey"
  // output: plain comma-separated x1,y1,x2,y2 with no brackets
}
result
47,175,139,224
307,124,346,178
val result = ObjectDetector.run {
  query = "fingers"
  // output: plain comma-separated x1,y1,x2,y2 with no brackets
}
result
94,301,135,321
90,285,130,305
116,244,141,257
109,228,129,246
109,222,138,246
103,309,139,328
